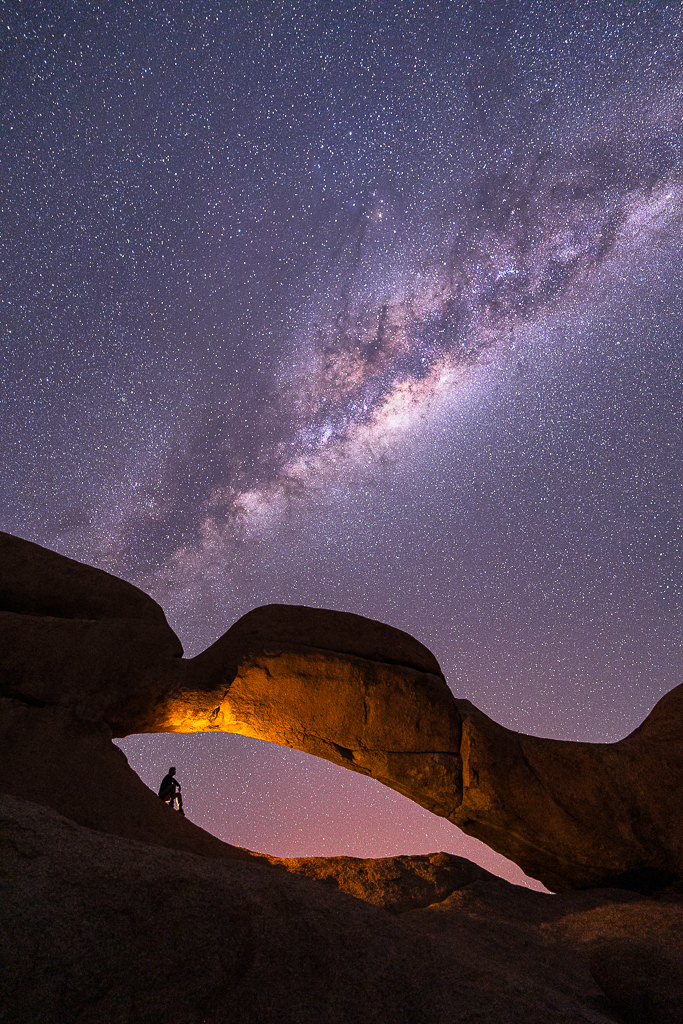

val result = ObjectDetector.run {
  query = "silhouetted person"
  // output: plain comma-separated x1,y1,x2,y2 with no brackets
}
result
158,766,184,815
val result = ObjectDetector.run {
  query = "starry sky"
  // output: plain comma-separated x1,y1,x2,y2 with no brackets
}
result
2,0,682,888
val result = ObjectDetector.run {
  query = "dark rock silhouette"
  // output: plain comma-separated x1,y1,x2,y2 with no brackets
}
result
2,529,683,891
3,794,682,1024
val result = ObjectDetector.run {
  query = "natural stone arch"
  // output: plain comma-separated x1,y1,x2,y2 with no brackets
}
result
1,530,682,892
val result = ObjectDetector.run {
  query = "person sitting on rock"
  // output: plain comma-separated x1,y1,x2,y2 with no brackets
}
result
158,767,184,815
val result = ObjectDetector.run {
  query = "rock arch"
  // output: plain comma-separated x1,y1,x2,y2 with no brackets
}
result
1,531,682,891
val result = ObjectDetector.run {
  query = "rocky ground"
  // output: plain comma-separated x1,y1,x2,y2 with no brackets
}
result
3,794,681,1024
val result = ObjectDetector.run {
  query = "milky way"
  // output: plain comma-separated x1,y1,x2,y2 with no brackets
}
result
2,1,682,886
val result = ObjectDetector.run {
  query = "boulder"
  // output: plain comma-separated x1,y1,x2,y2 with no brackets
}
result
270,850,493,913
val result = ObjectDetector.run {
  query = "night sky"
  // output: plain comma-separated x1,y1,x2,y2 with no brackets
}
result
2,1,682,887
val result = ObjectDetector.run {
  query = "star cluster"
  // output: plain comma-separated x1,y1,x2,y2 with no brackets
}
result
2,1,682,886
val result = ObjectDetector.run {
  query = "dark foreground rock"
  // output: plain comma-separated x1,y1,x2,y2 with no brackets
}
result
2,795,682,1024
589,941,683,1024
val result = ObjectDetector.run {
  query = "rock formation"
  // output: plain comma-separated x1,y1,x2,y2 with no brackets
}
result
3,794,682,1024
3,530,683,1023
2,529,682,891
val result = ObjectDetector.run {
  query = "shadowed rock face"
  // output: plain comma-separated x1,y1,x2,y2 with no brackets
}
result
1,530,682,891
6,794,682,1024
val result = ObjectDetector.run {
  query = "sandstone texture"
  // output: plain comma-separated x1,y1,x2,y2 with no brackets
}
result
2,795,682,1024
2,528,683,895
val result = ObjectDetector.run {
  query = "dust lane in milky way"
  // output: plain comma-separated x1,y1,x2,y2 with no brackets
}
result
2,1,682,885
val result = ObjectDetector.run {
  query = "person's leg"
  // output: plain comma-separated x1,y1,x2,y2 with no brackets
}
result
160,786,184,813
